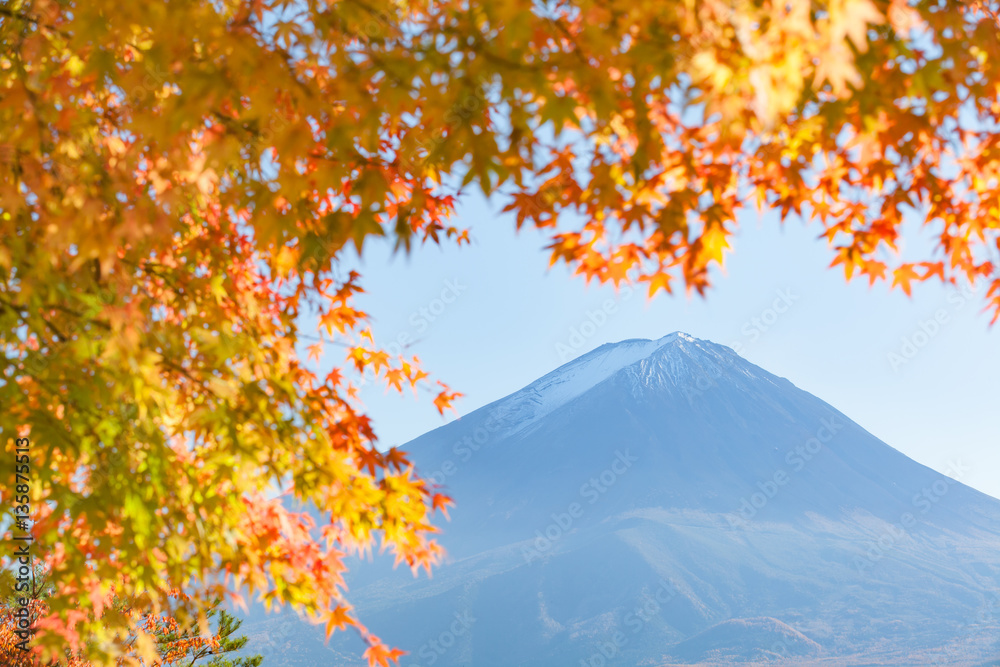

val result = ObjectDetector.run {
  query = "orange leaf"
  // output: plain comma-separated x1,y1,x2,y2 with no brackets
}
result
364,641,406,667
892,264,921,297
324,605,355,638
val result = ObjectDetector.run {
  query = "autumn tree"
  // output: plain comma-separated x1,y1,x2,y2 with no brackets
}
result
115,596,263,667
0,563,76,667
191,609,263,667
0,566,261,667
1,0,999,664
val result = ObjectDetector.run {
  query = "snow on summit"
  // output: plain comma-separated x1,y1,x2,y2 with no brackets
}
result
487,331,780,437
497,332,706,429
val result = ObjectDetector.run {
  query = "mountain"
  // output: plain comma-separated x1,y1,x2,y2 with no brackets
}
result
238,333,1000,666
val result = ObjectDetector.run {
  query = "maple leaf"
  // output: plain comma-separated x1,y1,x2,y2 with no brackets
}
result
384,447,411,470
892,264,921,297
364,641,407,667
324,605,355,637
431,492,454,520
862,260,888,286
920,262,946,283
646,273,673,298
384,368,405,393
432,385,463,416
696,224,730,268
355,446,383,476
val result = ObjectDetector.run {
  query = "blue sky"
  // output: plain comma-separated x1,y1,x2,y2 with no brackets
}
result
327,193,1000,501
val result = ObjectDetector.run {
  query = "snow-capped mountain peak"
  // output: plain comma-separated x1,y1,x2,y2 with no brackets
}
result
248,334,1000,667
495,332,705,432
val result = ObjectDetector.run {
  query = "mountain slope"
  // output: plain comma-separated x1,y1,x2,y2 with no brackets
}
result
239,333,1000,666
